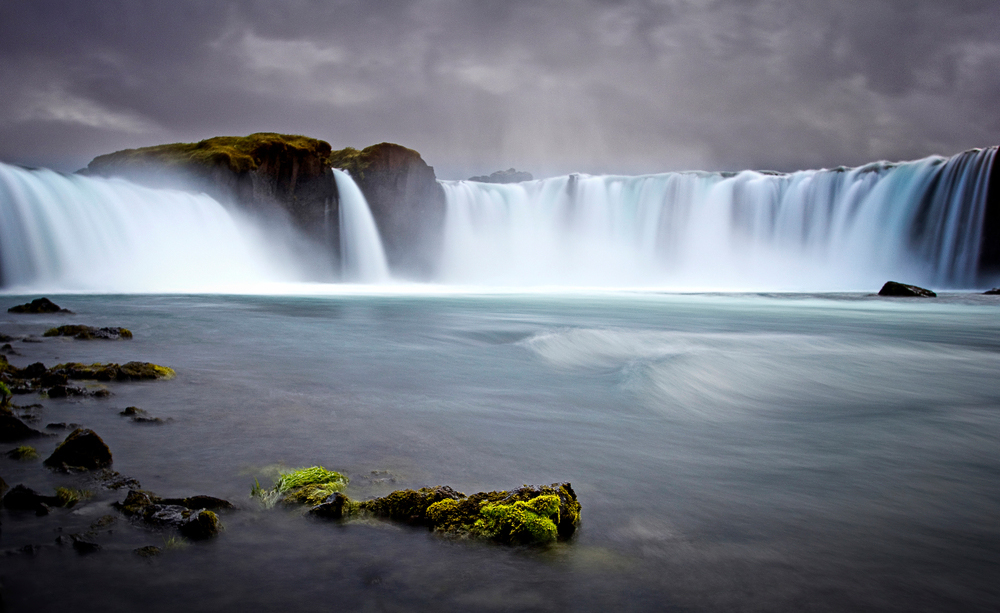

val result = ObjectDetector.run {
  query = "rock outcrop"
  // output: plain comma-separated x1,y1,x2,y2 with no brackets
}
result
83,133,340,253
329,143,446,278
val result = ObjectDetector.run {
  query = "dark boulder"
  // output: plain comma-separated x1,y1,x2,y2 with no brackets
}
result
15,362,48,379
44,428,113,470
7,298,72,314
984,288,1000,294
878,281,937,297
2,484,59,514
0,414,46,442
469,168,533,183
115,489,227,538
71,536,102,554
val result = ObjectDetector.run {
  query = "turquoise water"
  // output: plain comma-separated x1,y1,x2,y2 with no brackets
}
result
2,292,999,611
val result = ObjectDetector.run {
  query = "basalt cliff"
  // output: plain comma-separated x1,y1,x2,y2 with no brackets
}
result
82,133,445,279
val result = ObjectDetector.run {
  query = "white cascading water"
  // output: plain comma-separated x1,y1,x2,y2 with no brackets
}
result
439,148,997,290
0,162,321,293
333,168,390,283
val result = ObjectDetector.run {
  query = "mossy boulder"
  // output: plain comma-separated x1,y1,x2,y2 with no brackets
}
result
5,445,39,460
44,428,113,470
44,325,132,340
178,510,222,540
360,482,581,545
7,298,73,314
878,281,936,297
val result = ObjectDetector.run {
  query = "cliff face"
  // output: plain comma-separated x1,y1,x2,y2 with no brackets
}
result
83,134,448,279
329,143,446,278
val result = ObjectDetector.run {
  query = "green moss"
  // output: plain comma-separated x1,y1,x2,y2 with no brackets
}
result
88,133,333,176
328,147,372,179
55,486,93,508
251,465,348,508
281,483,345,506
276,466,348,493
473,495,560,544
7,445,39,460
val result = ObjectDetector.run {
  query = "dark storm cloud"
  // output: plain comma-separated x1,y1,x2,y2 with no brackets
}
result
1,0,998,177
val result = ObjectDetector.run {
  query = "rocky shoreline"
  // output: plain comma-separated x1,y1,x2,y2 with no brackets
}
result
1,297,583,590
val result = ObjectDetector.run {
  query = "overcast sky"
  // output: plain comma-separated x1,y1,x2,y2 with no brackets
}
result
1,0,998,179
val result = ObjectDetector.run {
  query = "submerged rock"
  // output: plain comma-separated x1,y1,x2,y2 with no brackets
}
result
44,428,113,470
2,484,59,514
120,406,169,424
7,298,73,314
5,445,39,460
115,489,228,538
134,545,162,558
0,414,46,442
44,325,133,340
878,281,937,297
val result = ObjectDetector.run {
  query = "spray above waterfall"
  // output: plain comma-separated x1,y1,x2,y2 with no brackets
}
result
439,148,997,290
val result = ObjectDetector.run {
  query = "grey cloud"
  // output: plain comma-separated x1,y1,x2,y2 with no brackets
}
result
1,0,998,178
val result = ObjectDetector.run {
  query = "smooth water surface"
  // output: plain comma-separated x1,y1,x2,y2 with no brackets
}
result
2,292,999,612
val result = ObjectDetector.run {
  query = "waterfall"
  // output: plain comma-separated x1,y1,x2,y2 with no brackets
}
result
0,162,320,293
333,169,390,283
439,148,997,290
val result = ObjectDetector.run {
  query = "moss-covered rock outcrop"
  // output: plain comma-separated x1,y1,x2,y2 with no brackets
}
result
260,467,581,547
115,489,229,539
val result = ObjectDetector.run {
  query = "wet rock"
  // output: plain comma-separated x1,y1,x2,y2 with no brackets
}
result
44,428,113,470
134,545,162,558
46,422,81,431
7,298,73,314
120,406,169,424
46,384,89,398
91,514,117,530
96,469,141,490
1,343,20,355
984,288,1000,294
0,475,7,499
115,489,229,539
159,495,234,511
71,535,101,554
2,484,59,514
308,492,352,519
0,414,46,442
878,281,936,297
14,362,47,379
43,325,133,340
178,510,222,540
39,371,68,387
